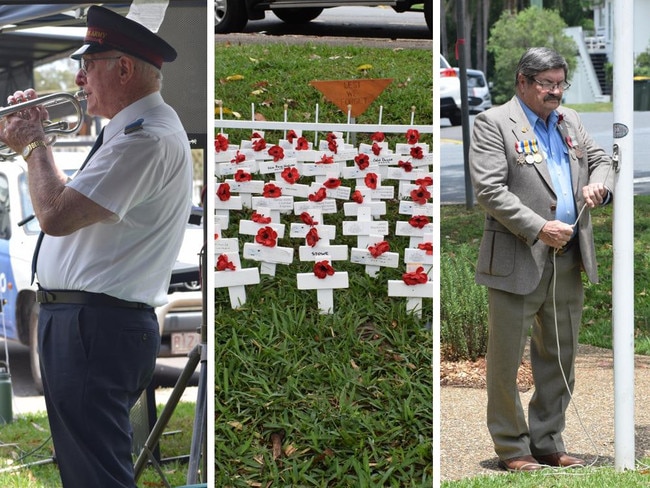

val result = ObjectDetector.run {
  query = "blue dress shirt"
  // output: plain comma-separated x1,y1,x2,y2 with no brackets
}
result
518,99,577,228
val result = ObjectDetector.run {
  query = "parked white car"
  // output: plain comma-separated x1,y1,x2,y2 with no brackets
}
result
439,54,462,126
455,67,493,114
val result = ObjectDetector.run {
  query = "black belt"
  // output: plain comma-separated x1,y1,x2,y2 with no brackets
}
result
36,290,151,309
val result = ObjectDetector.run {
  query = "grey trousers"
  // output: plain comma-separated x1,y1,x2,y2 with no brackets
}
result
486,246,584,460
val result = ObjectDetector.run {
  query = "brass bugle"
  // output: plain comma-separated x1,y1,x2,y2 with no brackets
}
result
0,90,86,159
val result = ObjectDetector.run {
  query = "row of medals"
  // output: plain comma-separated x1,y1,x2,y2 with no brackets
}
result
518,152,543,165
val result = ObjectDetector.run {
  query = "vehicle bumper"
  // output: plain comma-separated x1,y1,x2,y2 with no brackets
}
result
155,291,203,357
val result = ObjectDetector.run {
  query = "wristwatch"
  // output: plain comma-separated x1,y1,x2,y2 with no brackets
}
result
22,140,47,161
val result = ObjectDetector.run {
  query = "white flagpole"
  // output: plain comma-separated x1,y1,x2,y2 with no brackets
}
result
612,0,636,471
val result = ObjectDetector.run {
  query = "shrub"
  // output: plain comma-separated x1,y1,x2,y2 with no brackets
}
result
440,244,488,361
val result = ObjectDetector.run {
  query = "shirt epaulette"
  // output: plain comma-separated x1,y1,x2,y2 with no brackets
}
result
124,118,144,135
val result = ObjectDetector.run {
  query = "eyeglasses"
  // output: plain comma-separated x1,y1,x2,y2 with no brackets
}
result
530,77,571,92
80,56,122,75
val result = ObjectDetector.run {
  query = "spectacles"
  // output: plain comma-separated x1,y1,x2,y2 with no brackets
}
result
530,77,571,92
80,56,122,75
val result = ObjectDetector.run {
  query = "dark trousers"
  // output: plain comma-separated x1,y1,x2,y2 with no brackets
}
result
38,303,160,488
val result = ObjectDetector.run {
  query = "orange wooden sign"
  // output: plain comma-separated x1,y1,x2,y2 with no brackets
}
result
310,78,393,117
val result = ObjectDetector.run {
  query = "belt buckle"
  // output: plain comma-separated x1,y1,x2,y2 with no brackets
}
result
36,290,54,304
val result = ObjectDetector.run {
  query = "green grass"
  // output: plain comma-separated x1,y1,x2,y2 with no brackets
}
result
215,41,433,147
214,41,433,486
441,196,650,354
563,101,613,112
214,208,433,486
0,402,198,487
442,466,650,487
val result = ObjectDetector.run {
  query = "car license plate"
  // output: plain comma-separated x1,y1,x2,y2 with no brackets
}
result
171,332,201,355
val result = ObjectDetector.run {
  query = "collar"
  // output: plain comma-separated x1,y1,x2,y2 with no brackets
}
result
516,96,560,130
103,92,164,143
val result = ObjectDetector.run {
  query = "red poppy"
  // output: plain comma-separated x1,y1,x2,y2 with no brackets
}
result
281,166,300,184
313,260,335,279
217,182,231,201
364,172,378,190
409,215,430,229
251,212,272,224
215,134,229,152
306,227,320,247
255,226,278,247
308,187,327,202
402,266,428,285
327,139,338,154
251,131,262,139
368,241,390,258
410,185,431,205
354,153,370,170
268,145,285,162
263,183,282,198
351,190,364,204
371,142,382,156
317,154,334,164
216,254,236,271
415,176,433,187
296,137,310,150
252,138,267,152
287,129,298,143
410,146,424,160
231,151,246,163
398,159,413,172
234,169,252,182
418,242,433,255
406,128,420,145
300,212,318,226
323,177,341,189
214,232,220,240
326,132,337,142
370,131,385,142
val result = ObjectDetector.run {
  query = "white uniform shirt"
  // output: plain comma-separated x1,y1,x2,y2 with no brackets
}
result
37,92,193,307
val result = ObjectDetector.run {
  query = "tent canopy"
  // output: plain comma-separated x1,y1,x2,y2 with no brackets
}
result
0,3,128,95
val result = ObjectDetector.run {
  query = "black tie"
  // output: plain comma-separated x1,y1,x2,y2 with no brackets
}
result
31,129,104,284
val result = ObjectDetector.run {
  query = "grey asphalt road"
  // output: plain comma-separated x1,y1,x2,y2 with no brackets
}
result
441,111,650,204
232,5,431,41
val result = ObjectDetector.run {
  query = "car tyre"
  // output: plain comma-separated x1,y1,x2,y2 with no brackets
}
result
273,7,324,24
424,0,432,32
215,0,248,34
449,110,462,126
28,301,43,394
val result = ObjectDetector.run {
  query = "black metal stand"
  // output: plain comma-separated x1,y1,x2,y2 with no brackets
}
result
133,338,207,484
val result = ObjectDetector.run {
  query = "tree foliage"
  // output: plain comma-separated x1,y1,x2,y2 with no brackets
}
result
441,0,597,74
34,58,77,93
636,45,650,77
487,7,577,104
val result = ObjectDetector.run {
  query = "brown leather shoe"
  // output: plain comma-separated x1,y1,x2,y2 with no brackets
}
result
535,452,586,467
498,455,543,471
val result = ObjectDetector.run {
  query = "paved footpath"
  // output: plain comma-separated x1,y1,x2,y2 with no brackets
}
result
441,344,650,482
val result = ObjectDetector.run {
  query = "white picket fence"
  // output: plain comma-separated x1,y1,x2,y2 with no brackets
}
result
215,103,434,143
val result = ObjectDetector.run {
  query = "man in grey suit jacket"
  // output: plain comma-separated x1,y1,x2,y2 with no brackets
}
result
469,47,615,472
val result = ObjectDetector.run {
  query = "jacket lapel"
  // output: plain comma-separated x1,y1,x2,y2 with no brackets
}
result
507,97,554,191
